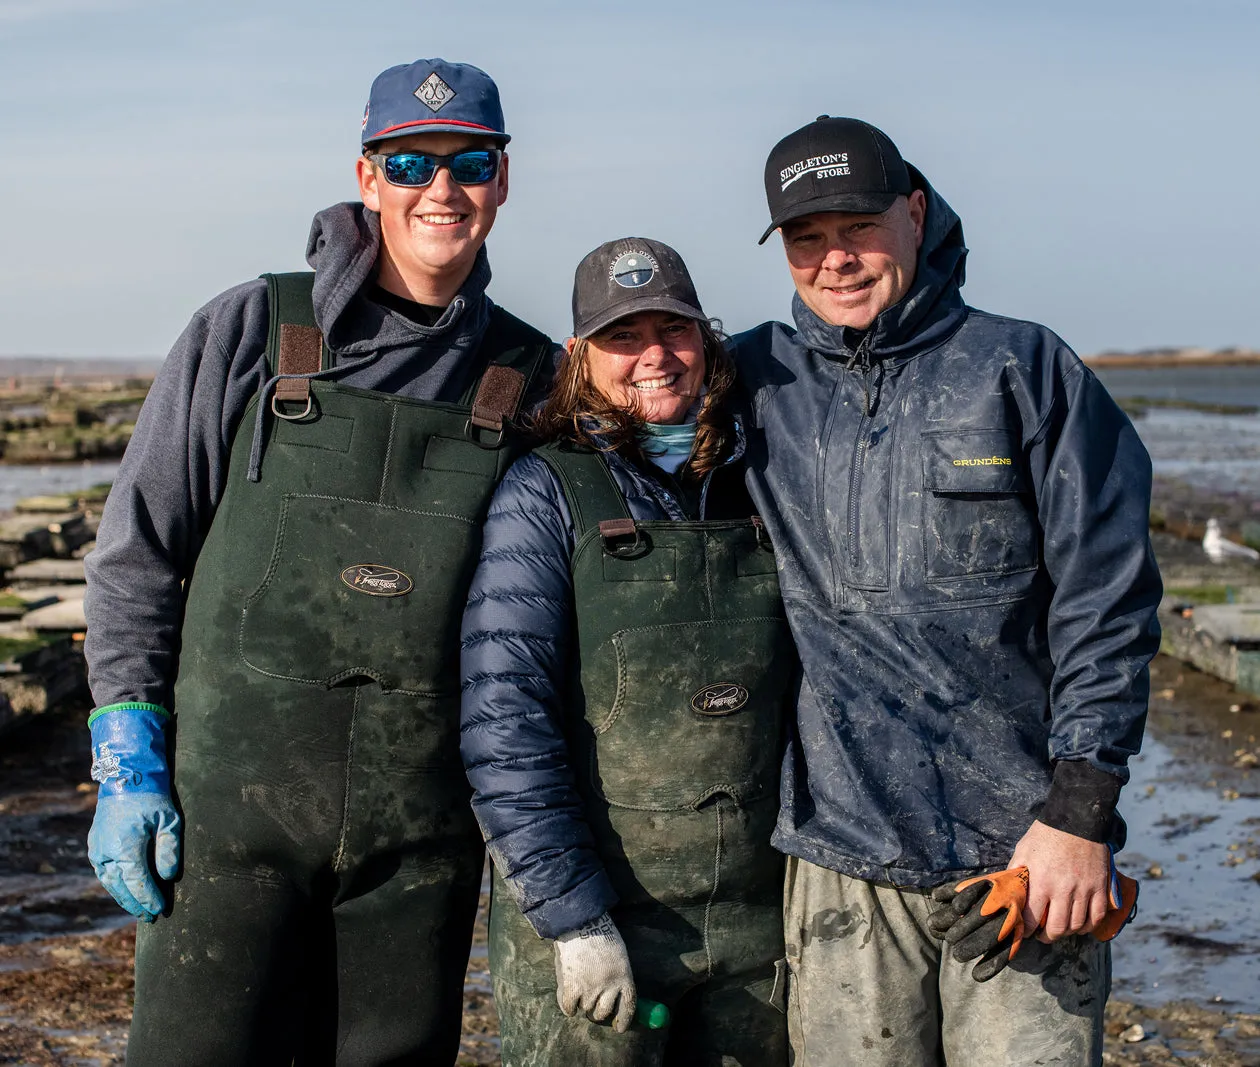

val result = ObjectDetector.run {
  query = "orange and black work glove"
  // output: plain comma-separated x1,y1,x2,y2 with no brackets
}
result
929,859,1141,982
1094,847,1140,942
928,867,1029,983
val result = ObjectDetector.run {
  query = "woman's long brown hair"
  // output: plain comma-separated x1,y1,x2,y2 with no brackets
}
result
528,320,736,480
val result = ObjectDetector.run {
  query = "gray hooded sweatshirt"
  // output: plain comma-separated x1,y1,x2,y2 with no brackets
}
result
84,202,539,712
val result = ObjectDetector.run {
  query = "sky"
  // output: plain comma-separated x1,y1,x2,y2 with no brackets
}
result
0,0,1256,359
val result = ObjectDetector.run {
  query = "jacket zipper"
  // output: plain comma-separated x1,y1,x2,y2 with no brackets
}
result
846,338,874,571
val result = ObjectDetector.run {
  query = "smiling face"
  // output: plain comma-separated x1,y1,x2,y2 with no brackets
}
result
356,131,509,303
780,189,926,330
575,311,706,425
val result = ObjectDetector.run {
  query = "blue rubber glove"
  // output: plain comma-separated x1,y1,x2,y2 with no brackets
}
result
86,703,181,921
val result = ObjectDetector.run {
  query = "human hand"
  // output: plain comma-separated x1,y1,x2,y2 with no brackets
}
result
1009,820,1110,943
553,912,636,1032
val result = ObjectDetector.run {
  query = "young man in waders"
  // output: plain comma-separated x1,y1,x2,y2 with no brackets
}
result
732,117,1161,1065
82,58,554,1065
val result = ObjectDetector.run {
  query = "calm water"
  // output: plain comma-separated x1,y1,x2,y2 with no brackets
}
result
1113,734,1260,1011
1092,365,1260,498
1093,363,1260,408
0,460,122,513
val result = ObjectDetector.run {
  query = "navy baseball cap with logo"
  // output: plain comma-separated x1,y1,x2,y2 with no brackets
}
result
759,116,911,244
362,58,509,147
572,238,706,339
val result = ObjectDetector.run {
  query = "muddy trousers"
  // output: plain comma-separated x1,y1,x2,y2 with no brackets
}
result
782,857,1110,1067
489,798,789,1067
125,684,484,1067
492,960,785,1067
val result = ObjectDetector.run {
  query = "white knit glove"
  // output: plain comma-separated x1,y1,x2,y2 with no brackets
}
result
553,912,637,1032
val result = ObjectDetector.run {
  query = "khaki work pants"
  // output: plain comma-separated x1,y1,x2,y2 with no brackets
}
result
783,856,1109,1066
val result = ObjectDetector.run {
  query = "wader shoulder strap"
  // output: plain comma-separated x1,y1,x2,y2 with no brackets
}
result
534,445,632,543
461,305,554,433
261,272,329,408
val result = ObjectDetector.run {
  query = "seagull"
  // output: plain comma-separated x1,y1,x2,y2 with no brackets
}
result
1202,518,1260,564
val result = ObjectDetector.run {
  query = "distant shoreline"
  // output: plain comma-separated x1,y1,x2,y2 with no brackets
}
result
1084,349,1260,369
7,351,1260,375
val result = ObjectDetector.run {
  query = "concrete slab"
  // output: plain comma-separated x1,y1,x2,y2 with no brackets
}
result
13,495,80,514
1192,604,1260,648
0,513,90,568
21,600,86,632
8,584,87,605
7,559,87,583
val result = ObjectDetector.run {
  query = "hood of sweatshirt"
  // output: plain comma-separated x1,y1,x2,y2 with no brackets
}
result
304,201,493,360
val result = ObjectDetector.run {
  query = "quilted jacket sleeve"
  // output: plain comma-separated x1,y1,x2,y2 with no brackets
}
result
459,453,618,939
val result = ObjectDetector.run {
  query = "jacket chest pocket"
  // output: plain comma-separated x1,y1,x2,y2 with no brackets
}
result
920,430,1039,582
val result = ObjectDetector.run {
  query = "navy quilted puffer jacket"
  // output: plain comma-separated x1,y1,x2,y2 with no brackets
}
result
459,438,750,939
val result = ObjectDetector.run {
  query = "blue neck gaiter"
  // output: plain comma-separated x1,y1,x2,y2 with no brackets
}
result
642,419,698,474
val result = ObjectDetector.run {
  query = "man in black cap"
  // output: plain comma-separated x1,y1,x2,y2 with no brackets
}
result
83,58,553,1063
730,117,1161,1062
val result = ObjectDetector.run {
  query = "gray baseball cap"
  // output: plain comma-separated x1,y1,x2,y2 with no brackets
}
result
572,237,706,339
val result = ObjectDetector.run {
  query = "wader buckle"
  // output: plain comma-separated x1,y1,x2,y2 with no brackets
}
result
272,393,313,420
751,515,773,551
464,365,526,450
599,518,645,558
464,416,506,450
273,323,322,421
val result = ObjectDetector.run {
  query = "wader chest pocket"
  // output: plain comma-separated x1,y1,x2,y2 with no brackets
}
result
275,412,353,452
239,494,476,693
602,545,676,582
423,435,500,478
587,616,791,809
921,430,1039,582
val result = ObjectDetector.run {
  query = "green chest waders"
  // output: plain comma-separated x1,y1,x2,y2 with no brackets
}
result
127,273,551,1067
491,447,794,1067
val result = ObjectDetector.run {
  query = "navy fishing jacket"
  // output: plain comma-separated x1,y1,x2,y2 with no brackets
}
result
732,170,1162,886
460,438,753,939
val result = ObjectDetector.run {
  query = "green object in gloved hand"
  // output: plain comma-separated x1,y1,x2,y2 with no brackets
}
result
635,999,670,1030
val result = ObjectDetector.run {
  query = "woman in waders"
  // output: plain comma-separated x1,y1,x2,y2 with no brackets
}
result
460,238,793,1066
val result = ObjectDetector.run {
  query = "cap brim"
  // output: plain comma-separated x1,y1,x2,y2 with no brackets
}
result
366,122,510,146
574,296,707,340
757,191,901,245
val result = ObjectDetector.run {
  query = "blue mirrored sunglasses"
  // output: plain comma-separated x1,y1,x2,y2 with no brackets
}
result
368,149,502,188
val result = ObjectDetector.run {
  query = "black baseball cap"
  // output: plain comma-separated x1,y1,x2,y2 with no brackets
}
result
571,238,706,339
759,116,911,244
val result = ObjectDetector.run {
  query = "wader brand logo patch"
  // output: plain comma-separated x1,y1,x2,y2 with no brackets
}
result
340,564,414,597
415,72,457,112
690,682,750,717
952,456,1012,467
610,251,657,288
780,152,850,191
